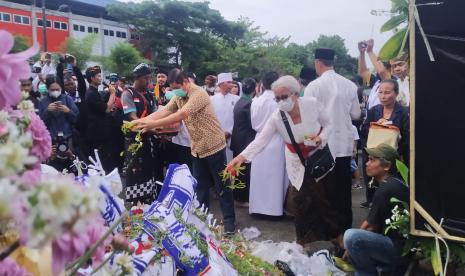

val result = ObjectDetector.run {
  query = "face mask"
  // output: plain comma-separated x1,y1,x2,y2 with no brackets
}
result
38,83,48,95
49,90,61,98
278,97,294,112
172,88,187,98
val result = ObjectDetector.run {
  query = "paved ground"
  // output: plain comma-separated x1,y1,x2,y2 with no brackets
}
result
210,180,369,242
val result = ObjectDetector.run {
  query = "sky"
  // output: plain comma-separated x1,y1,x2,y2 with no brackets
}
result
121,0,394,57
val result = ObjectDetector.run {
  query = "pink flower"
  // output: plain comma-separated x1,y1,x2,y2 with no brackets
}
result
17,167,41,188
0,30,38,109
26,111,51,163
51,218,110,275
0,123,7,136
0,257,32,276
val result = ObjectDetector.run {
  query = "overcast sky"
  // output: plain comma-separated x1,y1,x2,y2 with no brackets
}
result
122,0,393,57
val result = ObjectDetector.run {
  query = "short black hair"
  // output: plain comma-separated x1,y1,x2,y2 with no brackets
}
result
261,71,279,90
45,74,62,89
167,68,189,85
242,78,256,95
380,79,399,94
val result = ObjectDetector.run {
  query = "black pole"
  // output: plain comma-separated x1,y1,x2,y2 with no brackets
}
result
41,0,47,51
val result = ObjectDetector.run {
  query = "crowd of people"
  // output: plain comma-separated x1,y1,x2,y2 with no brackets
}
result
21,38,411,275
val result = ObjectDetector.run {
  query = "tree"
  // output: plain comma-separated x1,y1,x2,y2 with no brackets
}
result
104,42,147,79
59,34,98,69
106,0,245,71
306,35,357,78
12,35,30,53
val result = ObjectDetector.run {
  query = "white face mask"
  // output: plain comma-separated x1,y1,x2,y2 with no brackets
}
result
278,97,295,112
49,90,61,98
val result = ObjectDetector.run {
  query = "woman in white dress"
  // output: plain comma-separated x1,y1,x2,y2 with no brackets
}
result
228,76,341,244
248,72,288,216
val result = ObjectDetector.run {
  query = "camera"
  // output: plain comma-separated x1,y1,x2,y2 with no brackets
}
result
32,66,42,73
360,42,368,49
59,54,74,64
53,132,69,159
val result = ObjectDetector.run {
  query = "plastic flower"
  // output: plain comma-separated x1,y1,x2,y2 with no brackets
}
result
0,257,32,276
115,252,134,274
0,30,38,109
26,111,51,163
0,142,37,177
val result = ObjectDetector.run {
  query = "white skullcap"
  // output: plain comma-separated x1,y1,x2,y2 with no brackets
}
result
217,72,233,85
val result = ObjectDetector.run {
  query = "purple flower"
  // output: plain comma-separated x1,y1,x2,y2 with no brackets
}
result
0,257,32,276
0,30,38,109
26,111,51,163
51,219,109,275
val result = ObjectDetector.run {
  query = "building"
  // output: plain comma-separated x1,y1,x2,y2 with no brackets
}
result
0,0,136,56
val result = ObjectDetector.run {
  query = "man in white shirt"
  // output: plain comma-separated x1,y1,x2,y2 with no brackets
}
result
210,72,240,162
304,48,361,231
390,55,410,107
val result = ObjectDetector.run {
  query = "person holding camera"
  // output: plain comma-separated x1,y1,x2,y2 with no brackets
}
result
38,75,79,171
32,52,56,92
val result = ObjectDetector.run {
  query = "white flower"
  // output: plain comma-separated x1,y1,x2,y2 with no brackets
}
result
385,219,391,225
18,100,35,112
116,252,133,274
0,142,37,177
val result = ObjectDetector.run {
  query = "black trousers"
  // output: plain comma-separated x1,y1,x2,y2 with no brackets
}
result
331,156,353,231
293,170,341,244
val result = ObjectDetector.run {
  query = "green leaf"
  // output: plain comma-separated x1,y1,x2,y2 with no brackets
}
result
431,247,441,275
380,14,407,33
396,159,409,185
378,28,407,61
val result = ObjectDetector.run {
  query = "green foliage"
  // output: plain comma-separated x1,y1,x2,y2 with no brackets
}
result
105,42,146,79
306,34,358,78
378,27,407,62
11,35,30,53
378,0,409,61
59,34,98,69
396,159,409,185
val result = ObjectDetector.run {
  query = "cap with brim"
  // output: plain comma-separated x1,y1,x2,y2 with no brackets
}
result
315,48,335,60
365,143,399,164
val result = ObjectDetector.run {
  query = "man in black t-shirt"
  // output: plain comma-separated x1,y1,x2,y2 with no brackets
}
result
344,143,409,275
84,66,117,171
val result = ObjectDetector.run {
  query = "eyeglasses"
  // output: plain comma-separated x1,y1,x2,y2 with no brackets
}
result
275,94,289,102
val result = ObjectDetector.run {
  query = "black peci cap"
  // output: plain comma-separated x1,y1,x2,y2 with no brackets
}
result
314,48,335,60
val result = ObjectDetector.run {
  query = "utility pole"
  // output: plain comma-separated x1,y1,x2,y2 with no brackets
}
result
41,0,47,51
31,0,37,44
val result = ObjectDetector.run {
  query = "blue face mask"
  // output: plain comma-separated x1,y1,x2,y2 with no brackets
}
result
172,88,187,98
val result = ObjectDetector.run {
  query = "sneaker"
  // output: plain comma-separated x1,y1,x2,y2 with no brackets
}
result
352,184,362,189
360,202,371,209
223,222,236,237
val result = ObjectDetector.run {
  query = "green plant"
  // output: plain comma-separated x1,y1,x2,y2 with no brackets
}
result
378,0,409,61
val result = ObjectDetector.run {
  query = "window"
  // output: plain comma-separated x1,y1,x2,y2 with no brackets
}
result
73,24,78,31
121,32,126,39
61,22,67,30
14,15,21,23
130,33,140,40
79,25,84,32
104,29,108,36
0,12,11,22
88,26,92,33
109,30,114,36
13,15,30,25
116,31,121,38
46,20,51,27
54,21,60,29
93,27,98,33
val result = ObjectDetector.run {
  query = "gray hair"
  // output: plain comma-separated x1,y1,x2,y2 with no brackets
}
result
271,75,301,95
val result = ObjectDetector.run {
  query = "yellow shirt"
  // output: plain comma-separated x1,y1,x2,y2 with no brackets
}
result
165,83,226,158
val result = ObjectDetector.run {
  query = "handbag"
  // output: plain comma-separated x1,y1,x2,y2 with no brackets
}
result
366,122,400,150
280,111,335,182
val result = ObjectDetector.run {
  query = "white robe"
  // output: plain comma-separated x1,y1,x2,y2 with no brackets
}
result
249,90,288,216
210,92,240,162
